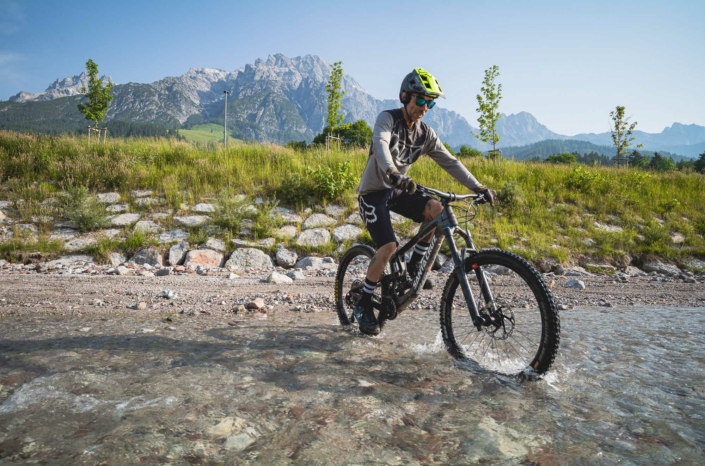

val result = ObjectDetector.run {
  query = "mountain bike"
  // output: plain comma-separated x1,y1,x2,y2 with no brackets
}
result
335,184,560,376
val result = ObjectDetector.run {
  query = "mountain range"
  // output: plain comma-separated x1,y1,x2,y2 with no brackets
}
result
2,53,704,158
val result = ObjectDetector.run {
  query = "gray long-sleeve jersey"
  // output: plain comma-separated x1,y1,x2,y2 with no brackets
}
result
357,109,483,195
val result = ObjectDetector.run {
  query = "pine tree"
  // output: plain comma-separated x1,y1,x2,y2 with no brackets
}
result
326,61,345,129
473,65,502,156
77,59,114,127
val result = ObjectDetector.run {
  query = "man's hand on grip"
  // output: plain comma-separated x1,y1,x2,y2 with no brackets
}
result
474,187,496,205
389,172,417,194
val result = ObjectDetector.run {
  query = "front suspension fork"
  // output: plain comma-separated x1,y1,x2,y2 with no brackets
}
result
443,227,495,330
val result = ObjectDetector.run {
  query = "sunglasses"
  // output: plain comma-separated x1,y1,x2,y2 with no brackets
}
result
414,95,436,109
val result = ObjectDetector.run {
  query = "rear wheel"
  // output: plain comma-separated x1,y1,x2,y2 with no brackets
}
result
335,245,384,327
440,249,560,375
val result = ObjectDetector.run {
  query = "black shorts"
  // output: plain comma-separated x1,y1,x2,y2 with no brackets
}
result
358,189,433,248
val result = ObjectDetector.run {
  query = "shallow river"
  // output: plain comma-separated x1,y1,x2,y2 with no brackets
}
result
0,306,703,464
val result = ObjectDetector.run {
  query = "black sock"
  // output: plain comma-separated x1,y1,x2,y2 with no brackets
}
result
358,278,378,307
409,241,430,267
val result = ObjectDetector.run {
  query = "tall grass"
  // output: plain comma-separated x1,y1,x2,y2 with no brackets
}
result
1,130,703,262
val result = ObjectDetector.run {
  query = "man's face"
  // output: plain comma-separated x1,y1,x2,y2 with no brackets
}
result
403,93,436,123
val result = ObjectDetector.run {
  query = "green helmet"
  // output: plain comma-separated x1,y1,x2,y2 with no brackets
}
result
399,68,445,103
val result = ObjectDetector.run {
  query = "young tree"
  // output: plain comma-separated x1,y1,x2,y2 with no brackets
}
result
77,59,114,128
609,106,642,168
325,61,345,129
473,65,502,155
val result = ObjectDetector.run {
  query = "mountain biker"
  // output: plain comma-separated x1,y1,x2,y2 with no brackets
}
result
355,68,496,336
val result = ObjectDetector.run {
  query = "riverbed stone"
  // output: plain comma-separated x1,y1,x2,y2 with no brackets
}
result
287,270,306,280
173,215,209,228
641,259,681,276
109,252,127,267
133,220,161,234
294,256,336,270
159,229,189,243
184,249,223,268
265,271,293,284
225,248,273,270
302,213,336,230
296,228,331,247
131,248,163,267
564,279,586,289
192,203,215,213
168,241,189,266
275,225,297,239
0,210,5,222
683,257,705,272
109,213,140,227
96,192,120,204
275,247,298,268
333,225,362,242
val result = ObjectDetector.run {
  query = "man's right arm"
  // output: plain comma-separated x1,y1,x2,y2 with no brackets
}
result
371,112,397,175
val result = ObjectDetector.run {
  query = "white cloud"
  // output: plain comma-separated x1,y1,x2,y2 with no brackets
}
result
0,0,25,35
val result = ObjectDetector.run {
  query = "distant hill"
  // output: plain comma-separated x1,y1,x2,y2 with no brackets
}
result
499,139,693,162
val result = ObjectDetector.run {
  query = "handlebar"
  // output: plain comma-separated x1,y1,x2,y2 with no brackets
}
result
415,184,482,202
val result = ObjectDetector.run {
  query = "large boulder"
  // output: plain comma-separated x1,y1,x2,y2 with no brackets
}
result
192,203,215,213
225,248,274,270
168,241,190,266
131,248,163,266
270,207,302,224
64,237,96,252
275,225,298,239
275,247,298,268
294,256,336,270
296,228,331,247
264,271,293,284
333,225,362,243
158,229,189,244
133,220,161,234
184,249,223,268
302,213,336,230
109,213,140,227
96,192,120,204
173,215,210,228
641,259,681,276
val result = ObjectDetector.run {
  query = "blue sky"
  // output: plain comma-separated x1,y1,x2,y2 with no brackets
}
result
1,0,703,135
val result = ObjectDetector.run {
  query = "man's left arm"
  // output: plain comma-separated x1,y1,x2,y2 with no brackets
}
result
425,131,483,192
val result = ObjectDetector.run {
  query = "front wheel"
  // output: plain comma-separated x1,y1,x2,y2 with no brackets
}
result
440,249,560,375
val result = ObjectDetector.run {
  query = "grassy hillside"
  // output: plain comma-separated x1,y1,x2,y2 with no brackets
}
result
0,131,703,264
179,123,228,144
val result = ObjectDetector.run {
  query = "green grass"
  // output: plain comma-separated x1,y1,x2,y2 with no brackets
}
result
179,124,239,145
0,130,704,264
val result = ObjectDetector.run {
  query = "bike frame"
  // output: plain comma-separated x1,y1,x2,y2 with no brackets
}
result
383,186,493,330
